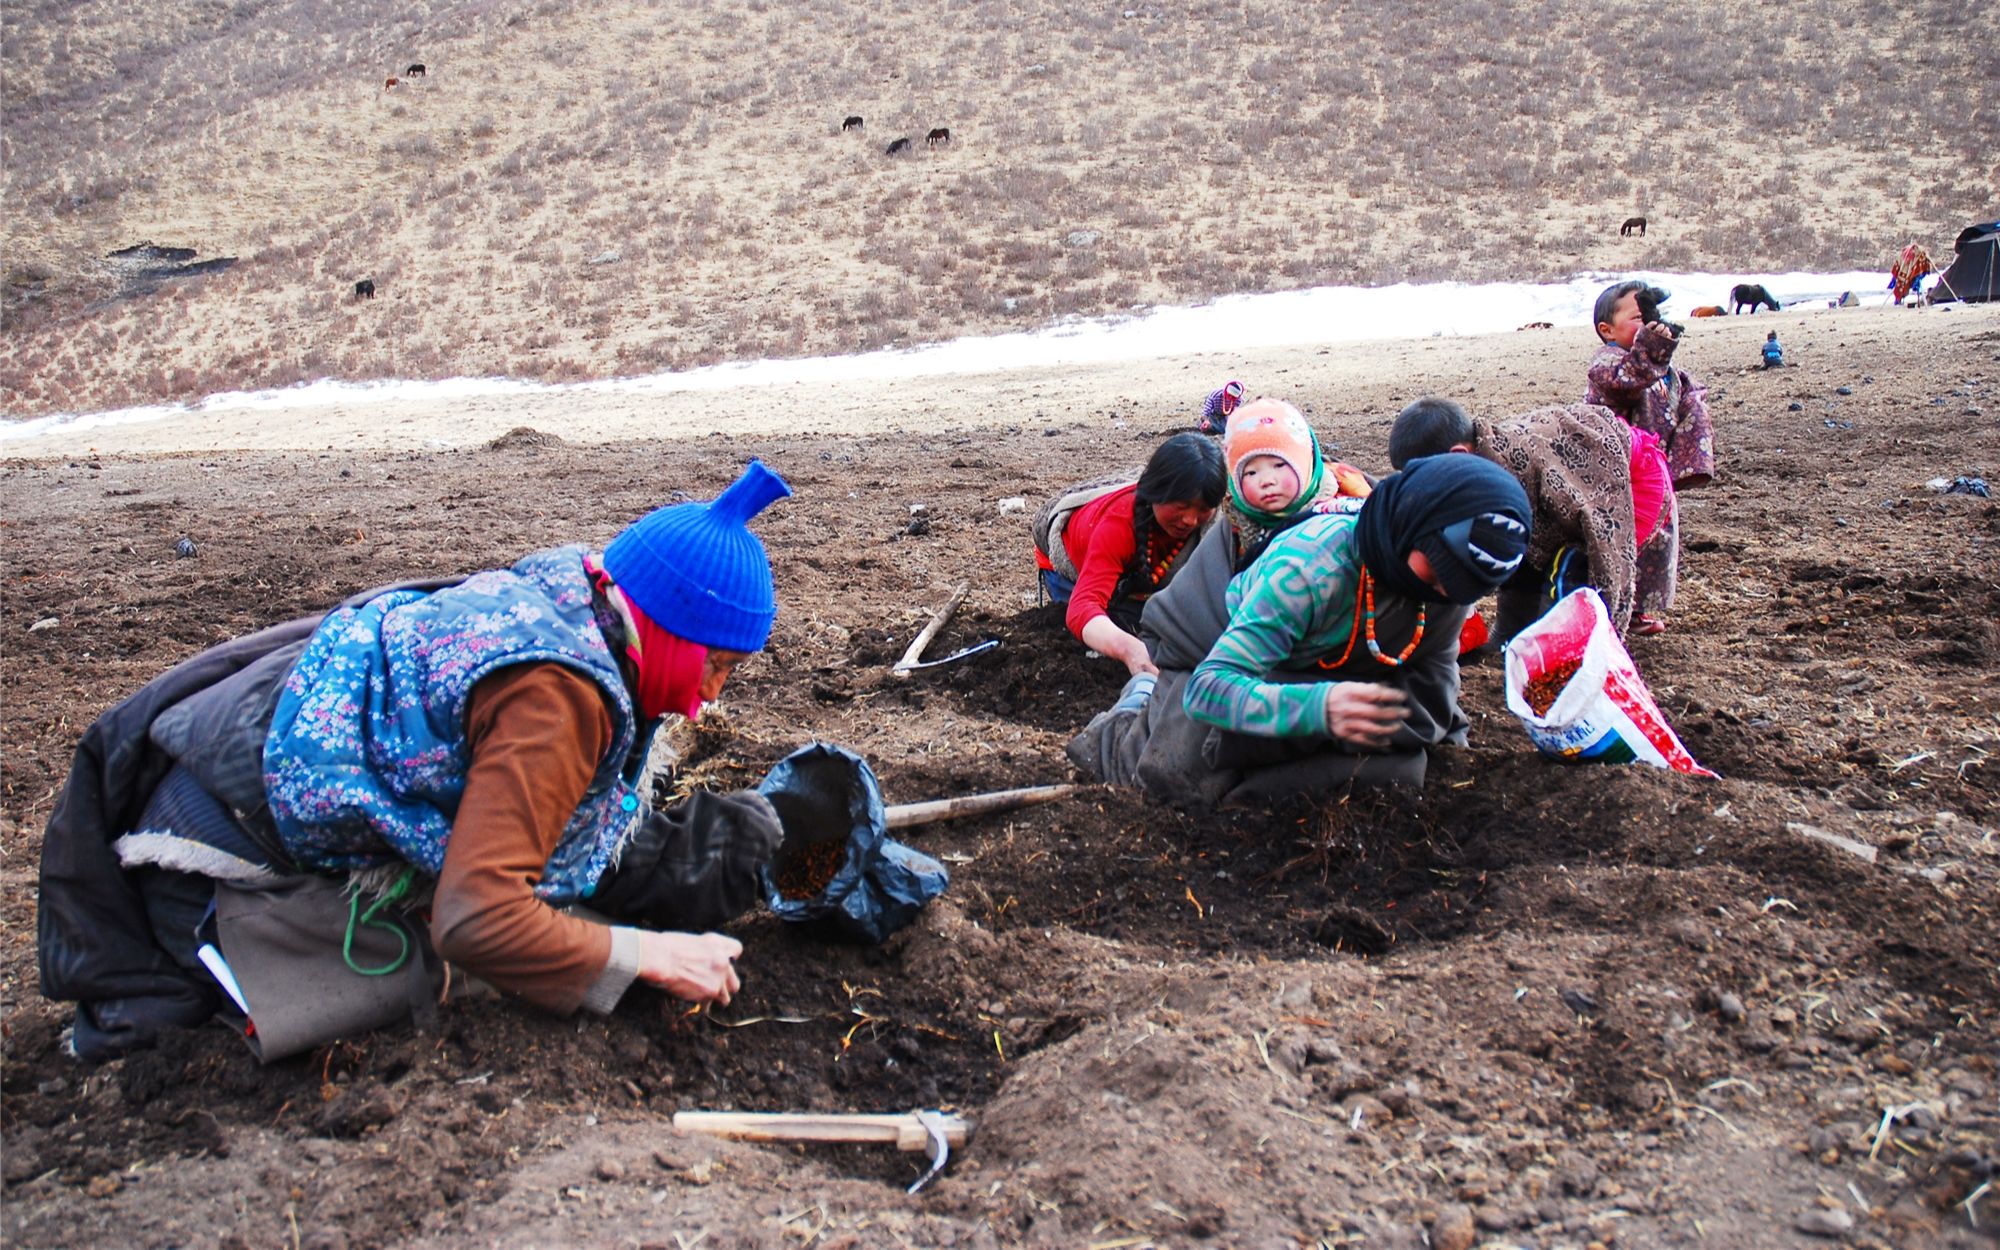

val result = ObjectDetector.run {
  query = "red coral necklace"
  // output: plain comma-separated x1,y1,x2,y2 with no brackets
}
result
1319,570,1427,670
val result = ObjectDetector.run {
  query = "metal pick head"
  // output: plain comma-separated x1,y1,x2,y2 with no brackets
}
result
907,1110,950,1195
903,638,1001,670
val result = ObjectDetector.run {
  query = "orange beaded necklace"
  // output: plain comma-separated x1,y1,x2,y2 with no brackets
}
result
1318,570,1427,670
1143,527,1189,586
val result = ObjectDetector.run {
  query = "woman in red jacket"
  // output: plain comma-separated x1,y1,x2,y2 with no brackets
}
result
1033,433,1226,677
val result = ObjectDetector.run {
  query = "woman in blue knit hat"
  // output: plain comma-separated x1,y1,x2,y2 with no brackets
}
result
40,463,796,1062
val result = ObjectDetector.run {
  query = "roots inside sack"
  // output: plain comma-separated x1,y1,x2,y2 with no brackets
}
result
774,837,846,900
1524,657,1583,717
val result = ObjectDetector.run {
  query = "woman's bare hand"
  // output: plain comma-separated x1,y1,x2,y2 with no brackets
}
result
1323,682,1409,748
637,932,743,1005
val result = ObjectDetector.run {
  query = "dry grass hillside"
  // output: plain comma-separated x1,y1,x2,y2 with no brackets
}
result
2,0,1993,418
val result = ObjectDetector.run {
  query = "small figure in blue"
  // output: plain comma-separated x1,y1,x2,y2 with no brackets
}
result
1761,330,1783,369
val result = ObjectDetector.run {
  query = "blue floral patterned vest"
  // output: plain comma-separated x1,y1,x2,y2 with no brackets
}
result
263,546,646,903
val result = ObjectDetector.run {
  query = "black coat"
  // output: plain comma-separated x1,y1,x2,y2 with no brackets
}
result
38,575,465,1057
37,615,326,1052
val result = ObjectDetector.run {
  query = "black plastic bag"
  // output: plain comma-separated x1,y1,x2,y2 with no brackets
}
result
757,744,948,943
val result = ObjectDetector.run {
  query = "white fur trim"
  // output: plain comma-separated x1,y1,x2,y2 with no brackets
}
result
113,832,285,885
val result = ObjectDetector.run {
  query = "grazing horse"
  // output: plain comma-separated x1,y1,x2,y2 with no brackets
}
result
405,63,427,78
1730,283,1780,314
1620,216,1647,236
1515,321,1553,331
885,136,911,155
841,115,864,131
383,76,399,91
353,279,376,299
1689,305,1726,318
926,127,951,147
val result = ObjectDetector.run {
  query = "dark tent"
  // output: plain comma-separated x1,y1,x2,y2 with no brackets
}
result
1930,219,1999,303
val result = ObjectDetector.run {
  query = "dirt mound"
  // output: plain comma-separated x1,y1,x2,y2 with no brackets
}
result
483,426,568,451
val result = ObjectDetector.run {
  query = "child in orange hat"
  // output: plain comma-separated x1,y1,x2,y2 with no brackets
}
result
1131,399,1375,675
1221,398,1372,571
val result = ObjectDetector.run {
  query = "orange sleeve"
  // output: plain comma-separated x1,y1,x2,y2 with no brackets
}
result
430,663,618,1013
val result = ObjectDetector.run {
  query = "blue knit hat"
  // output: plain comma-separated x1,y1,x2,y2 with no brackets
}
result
602,461,792,652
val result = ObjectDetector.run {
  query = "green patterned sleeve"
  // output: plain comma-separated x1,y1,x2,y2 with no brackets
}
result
1184,533,1356,738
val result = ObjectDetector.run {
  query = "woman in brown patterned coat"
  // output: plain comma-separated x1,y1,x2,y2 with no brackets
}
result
1388,398,1644,643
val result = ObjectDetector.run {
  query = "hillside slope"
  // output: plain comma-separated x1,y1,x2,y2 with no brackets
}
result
2,0,1993,416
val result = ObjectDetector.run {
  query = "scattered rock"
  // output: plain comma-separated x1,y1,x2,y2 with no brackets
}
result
1788,401,1804,411
1556,1151,1599,1196
174,537,198,558
997,497,1026,514
1431,1203,1477,1250
1835,386,1854,395
1739,1027,1781,1054
27,617,58,633
1559,988,1599,1016
1665,916,1711,950
1313,905,1393,954
612,1033,650,1066
1794,1207,1855,1237
313,1087,399,1137
595,1158,625,1181
1715,992,1746,1024
1063,230,1102,248
588,249,622,266
906,515,932,536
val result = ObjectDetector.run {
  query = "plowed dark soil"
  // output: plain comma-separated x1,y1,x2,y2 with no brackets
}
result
4,320,1998,1249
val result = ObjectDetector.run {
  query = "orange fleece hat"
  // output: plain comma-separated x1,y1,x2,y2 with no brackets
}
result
1223,398,1319,488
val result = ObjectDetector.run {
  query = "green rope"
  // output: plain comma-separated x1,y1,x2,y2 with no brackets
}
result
342,868,415,976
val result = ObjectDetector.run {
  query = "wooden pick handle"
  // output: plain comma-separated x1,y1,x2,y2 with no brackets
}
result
671,1110,972,1152
884,784,1078,829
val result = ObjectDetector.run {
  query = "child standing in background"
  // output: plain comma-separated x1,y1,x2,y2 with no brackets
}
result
1584,281,1715,634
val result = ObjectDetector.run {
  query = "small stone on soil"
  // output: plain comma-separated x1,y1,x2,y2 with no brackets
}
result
1794,1207,1855,1237
1431,1204,1476,1250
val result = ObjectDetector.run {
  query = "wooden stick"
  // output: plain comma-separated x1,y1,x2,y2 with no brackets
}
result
885,784,1078,829
671,1110,972,1152
891,582,969,678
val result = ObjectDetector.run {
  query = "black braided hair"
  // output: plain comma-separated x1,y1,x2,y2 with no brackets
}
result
1124,432,1226,592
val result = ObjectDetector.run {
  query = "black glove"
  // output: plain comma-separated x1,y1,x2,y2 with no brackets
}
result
1634,286,1685,340
589,790,782,931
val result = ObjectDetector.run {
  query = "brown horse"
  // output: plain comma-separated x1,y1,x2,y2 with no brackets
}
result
1620,216,1647,236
